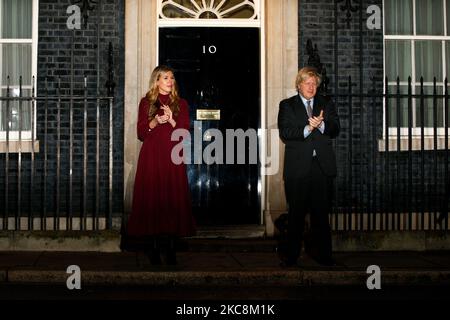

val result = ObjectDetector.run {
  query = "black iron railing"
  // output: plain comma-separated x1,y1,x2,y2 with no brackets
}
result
0,76,115,231
328,76,449,231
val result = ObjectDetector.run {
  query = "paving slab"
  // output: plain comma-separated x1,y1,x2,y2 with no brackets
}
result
0,251,42,268
334,252,442,270
6,269,304,286
33,251,139,271
2,247,450,288
228,252,282,269
417,252,450,269
175,252,243,271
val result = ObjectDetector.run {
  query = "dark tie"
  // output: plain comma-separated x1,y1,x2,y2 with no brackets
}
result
306,100,313,118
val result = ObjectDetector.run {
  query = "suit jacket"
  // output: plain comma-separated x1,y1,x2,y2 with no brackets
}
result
278,94,340,179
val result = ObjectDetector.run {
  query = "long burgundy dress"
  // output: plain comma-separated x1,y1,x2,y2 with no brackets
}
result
127,94,195,237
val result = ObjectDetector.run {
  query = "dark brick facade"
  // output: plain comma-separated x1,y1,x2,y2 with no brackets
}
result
299,0,448,221
0,0,124,224
1,1,447,230
299,0,384,94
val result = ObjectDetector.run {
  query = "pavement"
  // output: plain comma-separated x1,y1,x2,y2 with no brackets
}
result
2,239,448,316
1,239,450,289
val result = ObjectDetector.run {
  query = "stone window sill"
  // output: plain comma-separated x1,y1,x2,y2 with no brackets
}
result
378,137,450,152
0,140,40,153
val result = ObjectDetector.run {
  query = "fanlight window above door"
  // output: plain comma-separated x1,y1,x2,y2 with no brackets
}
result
159,0,258,20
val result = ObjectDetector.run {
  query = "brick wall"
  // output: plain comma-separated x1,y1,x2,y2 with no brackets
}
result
298,0,447,218
0,0,124,225
299,0,384,94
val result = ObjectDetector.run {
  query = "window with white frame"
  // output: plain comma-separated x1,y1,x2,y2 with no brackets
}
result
384,0,450,136
0,0,38,141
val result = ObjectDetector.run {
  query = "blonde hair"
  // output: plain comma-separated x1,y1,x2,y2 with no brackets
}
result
295,67,322,90
146,65,180,119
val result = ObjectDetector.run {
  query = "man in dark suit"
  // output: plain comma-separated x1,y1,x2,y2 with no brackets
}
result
277,67,340,267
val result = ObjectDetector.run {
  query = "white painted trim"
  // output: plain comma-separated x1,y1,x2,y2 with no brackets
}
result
0,2,2,90
32,0,38,144
445,0,448,37
411,38,417,127
378,135,450,152
0,132,32,140
156,6,160,66
259,0,265,225
158,19,260,28
443,40,447,85
387,127,448,136
412,0,416,36
384,35,450,40
386,81,446,86
382,0,386,140
0,39,33,43
330,212,448,231
0,85,33,89
0,217,122,231
0,139,39,152
32,0,38,95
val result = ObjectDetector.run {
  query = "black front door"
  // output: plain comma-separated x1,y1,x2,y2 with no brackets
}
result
159,27,260,225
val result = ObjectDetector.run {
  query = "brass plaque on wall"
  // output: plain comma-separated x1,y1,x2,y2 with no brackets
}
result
196,109,221,120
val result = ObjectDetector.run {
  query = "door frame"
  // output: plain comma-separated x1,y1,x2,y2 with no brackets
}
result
155,1,266,225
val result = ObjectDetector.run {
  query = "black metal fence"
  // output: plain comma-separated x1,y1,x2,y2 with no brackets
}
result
1,74,449,232
329,76,449,231
0,76,116,231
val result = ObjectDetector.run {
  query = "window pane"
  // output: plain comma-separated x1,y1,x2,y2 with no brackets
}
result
385,40,412,81
415,86,444,128
415,41,442,82
416,0,444,35
387,85,410,127
220,0,256,18
161,0,255,19
447,0,450,35
447,41,450,82
385,0,413,35
0,43,32,86
0,88,32,132
0,0,32,39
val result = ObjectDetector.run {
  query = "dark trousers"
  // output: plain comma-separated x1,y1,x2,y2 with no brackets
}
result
284,157,333,261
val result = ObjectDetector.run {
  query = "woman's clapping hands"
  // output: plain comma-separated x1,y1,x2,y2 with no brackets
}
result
161,105,176,127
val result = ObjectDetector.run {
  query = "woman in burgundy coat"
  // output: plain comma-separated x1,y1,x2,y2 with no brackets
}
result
127,65,195,265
